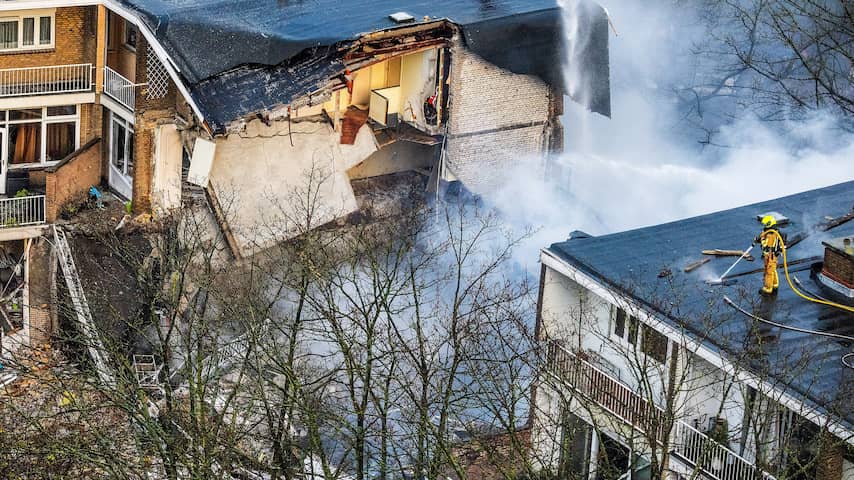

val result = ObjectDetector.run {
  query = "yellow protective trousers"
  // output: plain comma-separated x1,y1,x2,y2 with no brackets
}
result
762,253,779,293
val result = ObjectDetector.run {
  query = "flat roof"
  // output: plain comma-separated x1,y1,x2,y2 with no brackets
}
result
547,181,854,432
115,0,610,131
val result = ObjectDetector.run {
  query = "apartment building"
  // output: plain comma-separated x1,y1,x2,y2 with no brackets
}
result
531,181,854,480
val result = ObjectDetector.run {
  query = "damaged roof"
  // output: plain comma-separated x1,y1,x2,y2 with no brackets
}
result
115,0,610,132
547,181,854,433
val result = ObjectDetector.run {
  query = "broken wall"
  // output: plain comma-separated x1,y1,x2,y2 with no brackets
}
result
207,119,376,257
444,44,553,193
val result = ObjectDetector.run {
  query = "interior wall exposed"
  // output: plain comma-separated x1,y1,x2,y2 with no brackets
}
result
347,141,437,180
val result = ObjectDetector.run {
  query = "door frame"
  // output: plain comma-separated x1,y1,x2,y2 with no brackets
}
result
0,127,6,195
107,112,133,200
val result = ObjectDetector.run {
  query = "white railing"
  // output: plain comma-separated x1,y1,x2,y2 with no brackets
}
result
0,195,46,228
672,420,773,480
545,341,773,480
0,64,93,97
104,66,135,110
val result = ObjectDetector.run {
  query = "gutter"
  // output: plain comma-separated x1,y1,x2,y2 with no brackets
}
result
539,247,854,446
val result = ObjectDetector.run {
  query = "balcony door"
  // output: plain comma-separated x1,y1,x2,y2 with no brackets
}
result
108,112,133,200
0,127,6,195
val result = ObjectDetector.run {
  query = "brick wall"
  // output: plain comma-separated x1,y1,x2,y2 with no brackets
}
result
44,138,102,221
817,429,844,480
131,36,179,214
444,42,554,192
27,238,53,347
0,6,96,68
823,248,854,287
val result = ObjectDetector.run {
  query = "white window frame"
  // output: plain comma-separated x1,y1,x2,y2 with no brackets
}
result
0,9,55,52
610,304,670,365
610,305,638,347
110,114,134,177
0,105,80,169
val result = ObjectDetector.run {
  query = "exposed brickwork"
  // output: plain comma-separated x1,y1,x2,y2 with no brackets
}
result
817,429,844,480
0,6,96,68
823,247,854,287
27,238,53,347
444,42,554,192
446,125,546,192
45,138,102,221
131,36,179,214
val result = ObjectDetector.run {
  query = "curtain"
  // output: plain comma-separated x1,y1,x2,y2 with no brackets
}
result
0,20,17,49
12,124,40,164
46,122,74,161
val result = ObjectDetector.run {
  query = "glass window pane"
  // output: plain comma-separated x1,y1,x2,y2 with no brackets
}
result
0,20,18,50
46,122,76,161
9,109,41,121
112,120,125,171
126,130,134,177
39,16,51,45
47,105,76,117
628,316,638,345
8,123,42,164
22,18,34,46
613,308,626,338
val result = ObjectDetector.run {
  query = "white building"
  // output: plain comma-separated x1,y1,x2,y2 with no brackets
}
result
531,181,854,480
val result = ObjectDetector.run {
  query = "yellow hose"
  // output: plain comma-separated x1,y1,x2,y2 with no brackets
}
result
768,230,854,313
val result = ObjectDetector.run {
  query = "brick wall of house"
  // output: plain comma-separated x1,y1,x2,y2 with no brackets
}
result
0,6,96,69
444,42,555,193
131,36,179,214
44,138,102,221
817,429,844,480
27,238,53,347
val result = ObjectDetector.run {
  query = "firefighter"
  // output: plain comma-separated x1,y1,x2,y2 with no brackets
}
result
754,215,782,295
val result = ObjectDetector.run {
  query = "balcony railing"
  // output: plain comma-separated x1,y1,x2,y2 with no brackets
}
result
0,64,93,98
0,195,46,228
103,66,135,111
545,341,773,480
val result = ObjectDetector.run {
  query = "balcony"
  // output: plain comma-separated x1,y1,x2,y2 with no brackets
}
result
103,66,135,111
0,64,93,98
545,341,774,480
0,195,46,228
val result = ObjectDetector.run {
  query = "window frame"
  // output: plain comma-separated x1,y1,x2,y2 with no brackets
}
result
122,20,137,52
0,10,55,52
1,105,80,168
610,305,670,365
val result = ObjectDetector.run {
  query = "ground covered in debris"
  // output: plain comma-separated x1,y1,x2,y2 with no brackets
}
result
0,348,140,478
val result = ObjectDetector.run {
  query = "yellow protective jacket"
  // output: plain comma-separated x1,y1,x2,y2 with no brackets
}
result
756,228,783,257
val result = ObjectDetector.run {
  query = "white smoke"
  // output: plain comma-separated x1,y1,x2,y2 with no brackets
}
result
473,0,854,272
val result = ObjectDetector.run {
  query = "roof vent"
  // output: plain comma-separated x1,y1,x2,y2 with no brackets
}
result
817,236,854,302
756,211,789,226
389,12,415,23
568,230,592,241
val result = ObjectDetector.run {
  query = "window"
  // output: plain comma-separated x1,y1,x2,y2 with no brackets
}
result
123,22,137,51
641,326,668,364
0,105,79,166
612,305,669,364
612,307,638,345
0,11,54,51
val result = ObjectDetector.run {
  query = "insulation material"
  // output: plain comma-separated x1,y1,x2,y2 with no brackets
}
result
152,124,183,213
207,120,373,257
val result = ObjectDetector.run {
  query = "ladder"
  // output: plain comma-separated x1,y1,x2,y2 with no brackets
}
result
53,226,116,386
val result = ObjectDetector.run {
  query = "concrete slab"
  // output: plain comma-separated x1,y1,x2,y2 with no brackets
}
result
208,119,366,257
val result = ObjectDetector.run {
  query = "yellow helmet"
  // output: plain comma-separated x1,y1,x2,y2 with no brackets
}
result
761,215,777,228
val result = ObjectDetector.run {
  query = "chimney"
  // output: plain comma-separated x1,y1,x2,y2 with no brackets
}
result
818,236,854,301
